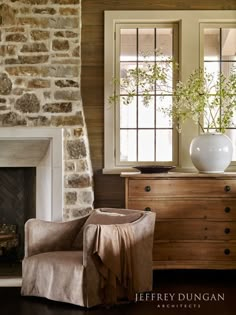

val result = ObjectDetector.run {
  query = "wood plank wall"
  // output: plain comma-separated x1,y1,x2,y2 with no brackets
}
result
81,0,236,209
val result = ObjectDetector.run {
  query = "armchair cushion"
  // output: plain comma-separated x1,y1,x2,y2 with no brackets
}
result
21,251,85,306
73,208,142,250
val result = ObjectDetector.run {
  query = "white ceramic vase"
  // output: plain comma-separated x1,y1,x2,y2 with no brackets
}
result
189,133,233,173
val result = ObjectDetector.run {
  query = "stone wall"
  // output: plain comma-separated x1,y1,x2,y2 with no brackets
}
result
0,0,94,220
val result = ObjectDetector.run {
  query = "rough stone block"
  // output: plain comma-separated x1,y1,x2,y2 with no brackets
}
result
15,93,40,113
48,17,79,29
73,127,83,137
0,73,12,95
65,174,91,188
18,55,49,64
6,34,27,42
27,115,51,126
5,27,25,33
5,58,19,64
28,79,50,88
0,105,8,110
20,7,31,14
30,30,50,41
0,45,16,56
0,4,16,26
65,161,75,171
21,43,48,52
54,31,78,38
17,17,49,28
51,113,84,126
33,8,56,15
52,39,69,51
13,88,24,95
54,90,80,101
59,8,79,15
76,159,88,172
43,102,72,113
72,45,80,57
67,139,86,159
77,191,93,205
0,112,26,126
65,191,77,205
48,65,79,78
55,79,79,88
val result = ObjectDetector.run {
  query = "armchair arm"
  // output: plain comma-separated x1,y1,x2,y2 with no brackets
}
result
83,224,98,267
130,211,156,291
82,211,156,292
24,215,89,257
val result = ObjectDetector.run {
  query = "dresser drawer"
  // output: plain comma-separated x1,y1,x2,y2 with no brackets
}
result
128,199,236,219
153,241,236,261
155,220,236,240
128,179,236,197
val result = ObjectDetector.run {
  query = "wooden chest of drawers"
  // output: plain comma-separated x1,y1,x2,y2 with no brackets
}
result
122,172,236,269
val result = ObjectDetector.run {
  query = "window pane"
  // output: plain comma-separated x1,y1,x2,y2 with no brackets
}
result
156,28,173,59
221,61,236,78
120,62,137,95
120,97,137,128
138,29,154,61
156,130,172,161
204,29,220,61
156,61,173,93
138,130,154,161
138,62,155,94
204,62,220,93
138,97,154,128
120,130,137,161
120,29,137,62
222,29,236,61
156,96,172,128
203,96,220,129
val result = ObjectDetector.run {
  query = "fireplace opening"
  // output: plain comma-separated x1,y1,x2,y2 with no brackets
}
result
0,167,36,275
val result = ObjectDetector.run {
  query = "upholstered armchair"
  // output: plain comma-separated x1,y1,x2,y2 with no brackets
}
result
21,208,156,308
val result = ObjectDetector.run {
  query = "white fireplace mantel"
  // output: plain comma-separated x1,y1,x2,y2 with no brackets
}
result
0,127,64,221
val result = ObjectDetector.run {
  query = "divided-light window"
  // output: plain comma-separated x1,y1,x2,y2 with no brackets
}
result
115,24,178,166
202,24,236,160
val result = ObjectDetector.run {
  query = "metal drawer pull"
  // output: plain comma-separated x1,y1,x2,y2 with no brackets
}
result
224,207,231,213
145,185,151,192
224,228,230,234
224,249,230,255
145,207,151,212
224,185,231,192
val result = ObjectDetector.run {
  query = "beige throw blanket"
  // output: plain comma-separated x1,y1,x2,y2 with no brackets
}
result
92,224,136,304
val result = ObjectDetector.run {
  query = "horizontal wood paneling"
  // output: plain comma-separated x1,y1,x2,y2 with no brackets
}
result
81,1,236,208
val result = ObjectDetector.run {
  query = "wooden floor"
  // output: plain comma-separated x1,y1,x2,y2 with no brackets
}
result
1,270,236,315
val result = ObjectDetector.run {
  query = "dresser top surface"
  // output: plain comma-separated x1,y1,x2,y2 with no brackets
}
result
121,172,236,179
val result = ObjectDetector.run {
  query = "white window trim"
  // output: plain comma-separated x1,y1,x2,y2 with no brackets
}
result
104,10,236,174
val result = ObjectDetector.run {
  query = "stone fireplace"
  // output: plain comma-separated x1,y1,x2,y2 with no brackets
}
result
0,0,94,224
0,0,94,283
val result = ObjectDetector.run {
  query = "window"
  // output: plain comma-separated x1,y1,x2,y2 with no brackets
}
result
104,11,236,173
201,24,236,159
117,24,178,165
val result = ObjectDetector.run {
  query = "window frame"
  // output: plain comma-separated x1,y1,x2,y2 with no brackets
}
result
104,10,236,174
114,23,179,167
